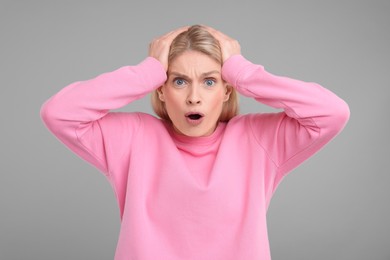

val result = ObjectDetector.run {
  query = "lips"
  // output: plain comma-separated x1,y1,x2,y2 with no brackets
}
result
185,112,204,119
185,112,204,125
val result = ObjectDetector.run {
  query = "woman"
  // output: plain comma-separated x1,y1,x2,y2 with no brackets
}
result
41,25,350,260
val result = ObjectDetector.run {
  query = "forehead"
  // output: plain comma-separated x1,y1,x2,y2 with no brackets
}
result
168,50,221,75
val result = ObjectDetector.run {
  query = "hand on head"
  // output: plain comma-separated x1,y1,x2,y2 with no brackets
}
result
148,26,189,71
148,25,241,71
202,25,241,63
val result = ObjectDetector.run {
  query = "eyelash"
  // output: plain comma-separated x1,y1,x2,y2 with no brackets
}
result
172,78,217,87
204,78,216,87
173,78,187,86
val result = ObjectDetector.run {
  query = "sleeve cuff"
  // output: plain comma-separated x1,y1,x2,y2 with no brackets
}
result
222,55,265,96
222,55,253,86
136,57,167,87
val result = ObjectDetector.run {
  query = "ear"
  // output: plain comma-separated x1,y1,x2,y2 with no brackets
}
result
223,84,233,102
157,86,165,102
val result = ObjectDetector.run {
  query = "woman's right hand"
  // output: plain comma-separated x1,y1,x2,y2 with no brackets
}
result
148,26,189,71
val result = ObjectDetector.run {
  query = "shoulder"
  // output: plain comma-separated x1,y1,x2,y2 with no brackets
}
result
225,112,286,143
135,112,167,130
99,112,165,132
102,111,161,123
227,112,285,128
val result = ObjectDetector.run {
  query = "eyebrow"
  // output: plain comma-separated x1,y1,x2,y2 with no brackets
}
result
168,70,221,79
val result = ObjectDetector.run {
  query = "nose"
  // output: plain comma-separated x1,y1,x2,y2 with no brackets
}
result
186,86,201,105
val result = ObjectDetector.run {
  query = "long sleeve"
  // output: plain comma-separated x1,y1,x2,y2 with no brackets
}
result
40,57,167,175
222,55,350,177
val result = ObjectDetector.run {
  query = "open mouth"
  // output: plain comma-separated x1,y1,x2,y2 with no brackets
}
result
187,114,202,120
185,112,204,124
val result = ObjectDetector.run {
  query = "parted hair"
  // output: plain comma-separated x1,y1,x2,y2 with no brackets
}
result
151,25,238,122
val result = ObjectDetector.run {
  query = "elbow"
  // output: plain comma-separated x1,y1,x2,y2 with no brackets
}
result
328,98,350,135
40,100,51,122
40,99,60,131
336,99,350,125
40,100,50,125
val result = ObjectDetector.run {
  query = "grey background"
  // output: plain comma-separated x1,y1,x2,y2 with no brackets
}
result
1,0,389,259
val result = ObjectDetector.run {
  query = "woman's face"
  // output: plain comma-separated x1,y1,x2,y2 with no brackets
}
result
159,50,231,137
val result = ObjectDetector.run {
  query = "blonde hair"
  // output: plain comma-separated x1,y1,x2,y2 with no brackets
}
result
151,25,238,122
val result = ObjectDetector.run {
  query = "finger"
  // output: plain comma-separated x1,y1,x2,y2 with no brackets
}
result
202,25,223,37
152,26,188,44
200,24,216,32
164,26,189,41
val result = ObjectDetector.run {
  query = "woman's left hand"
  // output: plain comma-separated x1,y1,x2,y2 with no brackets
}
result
203,25,241,63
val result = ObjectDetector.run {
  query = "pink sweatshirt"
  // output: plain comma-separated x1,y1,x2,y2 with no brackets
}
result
40,55,349,260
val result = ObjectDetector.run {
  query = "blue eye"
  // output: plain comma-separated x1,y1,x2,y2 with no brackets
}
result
205,79,216,87
173,78,186,86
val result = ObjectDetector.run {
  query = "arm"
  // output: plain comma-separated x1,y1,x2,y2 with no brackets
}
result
222,55,350,175
40,27,188,175
40,58,167,174
205,26,349,176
